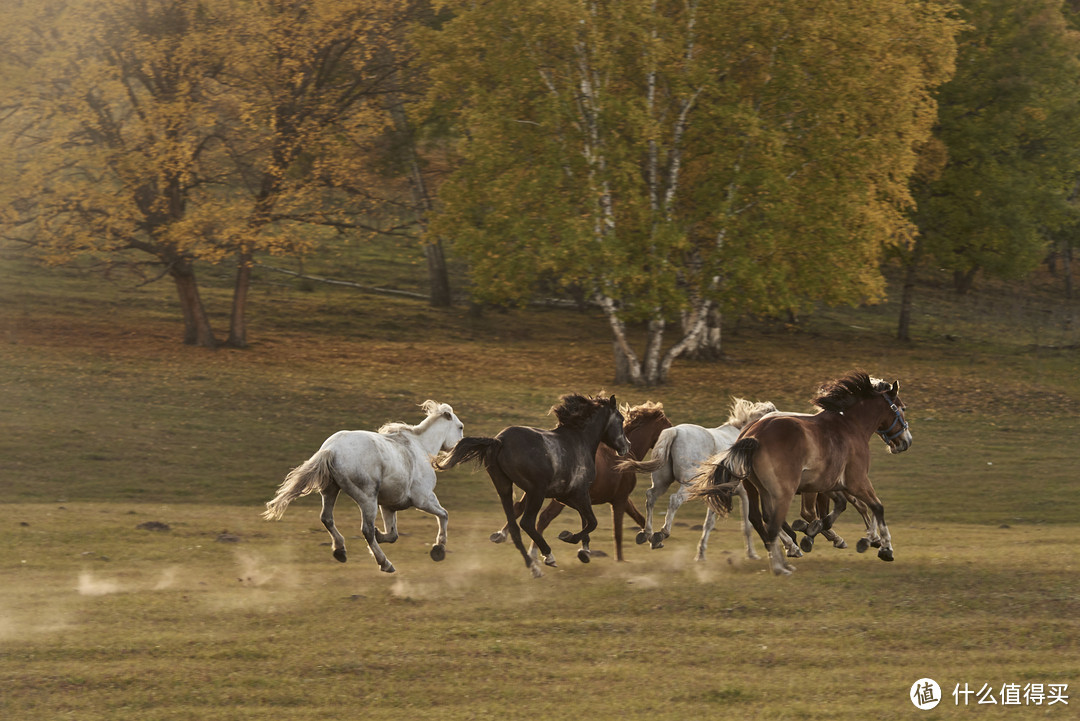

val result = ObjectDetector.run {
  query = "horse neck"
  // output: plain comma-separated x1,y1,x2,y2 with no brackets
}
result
568,409,614,451
626,421,665,460
413,419,448,457
843,397,887,438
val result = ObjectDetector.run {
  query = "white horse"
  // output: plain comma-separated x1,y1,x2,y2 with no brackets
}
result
262,400,464,574
616,398,799,561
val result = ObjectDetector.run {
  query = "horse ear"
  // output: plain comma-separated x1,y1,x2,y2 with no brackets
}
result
608,395,617,407
891,380,900,394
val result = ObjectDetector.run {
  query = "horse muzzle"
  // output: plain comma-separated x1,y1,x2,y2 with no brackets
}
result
887,431,913,454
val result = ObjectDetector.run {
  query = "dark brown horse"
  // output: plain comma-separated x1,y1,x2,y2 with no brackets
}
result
690,372,911,575
490,402,672,562
436,394,630,577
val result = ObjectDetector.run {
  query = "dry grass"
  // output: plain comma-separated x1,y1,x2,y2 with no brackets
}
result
1,246,1079,719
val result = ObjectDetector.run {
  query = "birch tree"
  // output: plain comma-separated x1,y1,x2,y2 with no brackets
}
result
425,0,956,384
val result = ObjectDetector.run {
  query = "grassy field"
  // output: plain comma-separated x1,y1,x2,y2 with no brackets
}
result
1,245,1078,720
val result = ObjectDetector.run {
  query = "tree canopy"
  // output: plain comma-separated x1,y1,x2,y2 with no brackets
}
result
424,0,957,383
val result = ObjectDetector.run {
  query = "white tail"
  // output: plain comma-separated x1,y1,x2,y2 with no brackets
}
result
262,449,337,520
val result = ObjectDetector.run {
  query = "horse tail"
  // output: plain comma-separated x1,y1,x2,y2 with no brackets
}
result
262,448,338,521
433,436,502,470
688,438,760,518
612,456,663,474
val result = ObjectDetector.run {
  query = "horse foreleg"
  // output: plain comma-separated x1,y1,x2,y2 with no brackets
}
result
611,499,628,562
375,507,399,544
413,491,449,562
320,485,348,563
639,473,671,545
625,497,646,531
557,493,598,563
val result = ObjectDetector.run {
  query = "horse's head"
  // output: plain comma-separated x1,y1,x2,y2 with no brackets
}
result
602,395,631,456
876,380,911,454
623,402,671,459
422,400,464,451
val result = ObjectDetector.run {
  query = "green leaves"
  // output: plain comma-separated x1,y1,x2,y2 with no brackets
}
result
427,0,957,354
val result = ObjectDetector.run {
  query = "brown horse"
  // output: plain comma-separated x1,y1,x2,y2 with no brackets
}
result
435,394,630,577
690,372,912,575
490,402,672,561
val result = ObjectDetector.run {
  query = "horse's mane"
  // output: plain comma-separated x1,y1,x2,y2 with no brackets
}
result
549,393,612,430
726,397,778,429
812,372,889,413
379,400,453,435
622,401,665,433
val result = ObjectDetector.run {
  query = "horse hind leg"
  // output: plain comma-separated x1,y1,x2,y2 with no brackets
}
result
320,485,348,563
652,483,688,549
490,493,525,544
490,473,544,577
735,482,761,560
695,508,718,562
342,484,395,573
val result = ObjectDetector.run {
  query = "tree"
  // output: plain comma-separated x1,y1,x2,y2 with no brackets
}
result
900,0,1080,340
208,0,419,346
1,0,227,346
1,0,439,347
424,0,956,384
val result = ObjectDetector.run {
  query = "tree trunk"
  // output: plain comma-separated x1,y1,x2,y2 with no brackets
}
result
424,239,452,307
613,342,634,385
170,260,216,347
680,305,722,360
1063,242,1074,301
897,239,923,343
953,267,977,294
227,250,253,348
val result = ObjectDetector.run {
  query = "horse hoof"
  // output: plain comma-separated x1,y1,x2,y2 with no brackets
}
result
871,539,882,549
430,545,445,562
806,519,823,537
489,532,506,544
878,548,894,562
635,531,649,545
786,547,804,558
380,561,396,574
649,532,665,549
333,549,347,563
833,539,848,549
530,563,544,578
558,530,575,543
577,549,591,564
791,519,808,533
800,536,815,553
856,538,870,553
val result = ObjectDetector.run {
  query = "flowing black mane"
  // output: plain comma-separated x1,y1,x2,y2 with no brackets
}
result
812,372,890,413
623,401,665,433
549,393,612,429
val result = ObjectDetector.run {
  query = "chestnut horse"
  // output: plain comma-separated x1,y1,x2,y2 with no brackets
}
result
436,394,630,578
490,402,672,561
690,372,911,575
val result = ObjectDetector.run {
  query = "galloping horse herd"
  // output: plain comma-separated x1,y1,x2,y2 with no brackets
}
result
263,371,912,578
